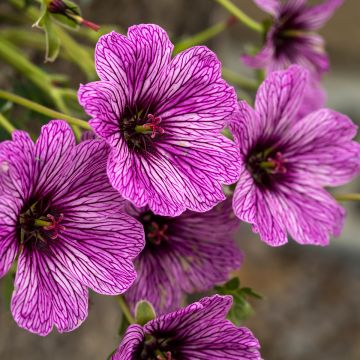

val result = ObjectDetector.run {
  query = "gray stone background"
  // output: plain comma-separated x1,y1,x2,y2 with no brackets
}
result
0,0,360,359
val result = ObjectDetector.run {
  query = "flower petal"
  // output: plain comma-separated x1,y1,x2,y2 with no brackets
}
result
241,36,274,70
112,324,144,360
253,0,280,15
33,120,75,196
285,109,360,187
298,0,343,30
275,179,345,245
107,133,187,216
95,25,173,104
255,65,308,136
11,248,88,336
154,46,236,131
0,195,20,277
0,131,35,200
146,295,261,359
158,133,241,212
229,101,263,156
126,199,242,314
48,140,144,294
78,81,125,139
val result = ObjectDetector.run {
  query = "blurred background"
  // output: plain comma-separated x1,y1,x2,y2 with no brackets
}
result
0,0,359,359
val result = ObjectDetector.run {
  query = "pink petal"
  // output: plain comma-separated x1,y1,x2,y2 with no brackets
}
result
95,25,173,104
107,134,187,216
33,120,75,196
253,0,280,15
275,179,345,245
154,46,236,131
255,65,308,136
11,249,88,336
298,0,343,30
285,109,360,187
0,195,20,277
78,81,125,139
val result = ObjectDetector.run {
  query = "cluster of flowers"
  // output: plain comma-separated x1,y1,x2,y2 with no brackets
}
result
0,1,359,359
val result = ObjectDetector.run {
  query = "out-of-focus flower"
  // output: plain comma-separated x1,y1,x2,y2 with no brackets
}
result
112,295,261,360
229,65,360,246
0,121,144,335
125,199,242,314
242,0,343,77
78,24,241,217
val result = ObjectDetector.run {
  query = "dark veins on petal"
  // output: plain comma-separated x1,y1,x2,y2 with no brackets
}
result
246,139,289,189
120,103,165,154
17,195,65,252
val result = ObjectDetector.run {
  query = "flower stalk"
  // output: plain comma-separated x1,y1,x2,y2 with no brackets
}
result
0,90,91,130
213,0,263,33
0,113,16,134
334,193,360,202
118,296,135,325
173,16,236,54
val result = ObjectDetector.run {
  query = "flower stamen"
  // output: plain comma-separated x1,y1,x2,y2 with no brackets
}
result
148,222,168,245
43,214,66,239
135,114,165,139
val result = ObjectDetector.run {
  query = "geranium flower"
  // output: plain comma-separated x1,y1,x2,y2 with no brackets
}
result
112,295,261,360
242,0,343,77
125,199,242,314
0,121,144,335
78,24,241,217
229,65,360,246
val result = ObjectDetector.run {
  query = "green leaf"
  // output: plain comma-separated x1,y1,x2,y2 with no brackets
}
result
34,3,61,62
223,277,240,291
214,277,262,326
135,300,156,326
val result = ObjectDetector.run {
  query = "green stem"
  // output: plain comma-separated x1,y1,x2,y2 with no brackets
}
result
334,193,360,202
213,0,263,33
0,113,16,134
118,296,135,324
222,67,258,90
0,90,91,129
173,17,234,55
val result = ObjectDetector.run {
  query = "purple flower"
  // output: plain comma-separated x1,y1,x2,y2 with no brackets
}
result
242,0,343,77
0,121,144,335
229,65,360,246
112,295,261,360
124,199,242,314
78,24,241,217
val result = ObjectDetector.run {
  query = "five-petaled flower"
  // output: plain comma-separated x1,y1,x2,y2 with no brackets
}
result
0,121,144,335
125,198,242,314
78,24,241,217
229,65,360,246
111,295,261,360
242,0,343,77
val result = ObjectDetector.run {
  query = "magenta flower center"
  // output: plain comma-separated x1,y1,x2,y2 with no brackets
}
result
18,200,65,250
121,107,165,153
247,146,288,187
